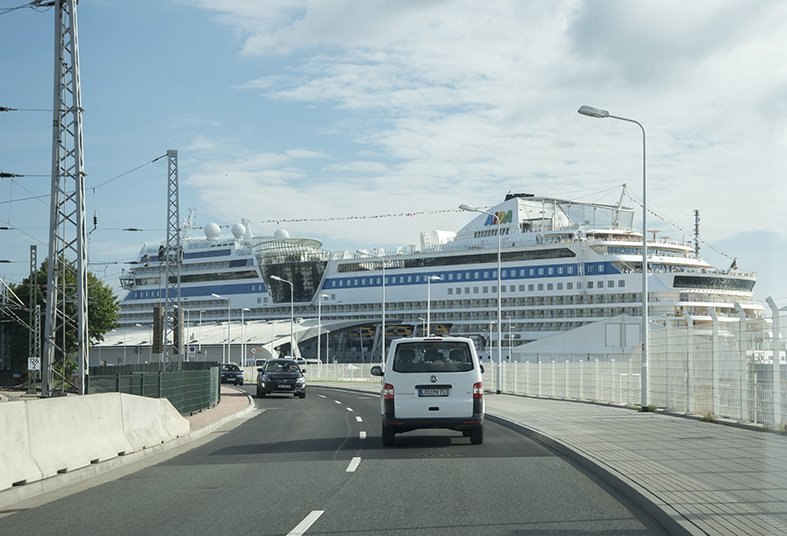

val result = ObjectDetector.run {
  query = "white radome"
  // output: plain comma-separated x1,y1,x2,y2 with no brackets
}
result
204,223,221,239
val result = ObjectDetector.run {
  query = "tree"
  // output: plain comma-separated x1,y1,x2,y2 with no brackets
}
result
3,259,119,374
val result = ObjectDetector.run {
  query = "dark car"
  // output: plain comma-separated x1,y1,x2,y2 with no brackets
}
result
256,359,306,398
219,363,244,385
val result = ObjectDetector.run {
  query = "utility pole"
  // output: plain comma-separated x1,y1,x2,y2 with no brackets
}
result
163,150,183,368
43,0,89,396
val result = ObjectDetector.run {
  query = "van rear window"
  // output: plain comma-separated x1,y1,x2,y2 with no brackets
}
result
392,342,474,373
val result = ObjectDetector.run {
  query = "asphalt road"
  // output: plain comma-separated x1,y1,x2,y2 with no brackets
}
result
0,386,671,535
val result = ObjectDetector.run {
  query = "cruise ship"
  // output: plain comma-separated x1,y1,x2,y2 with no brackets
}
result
118,188,761,358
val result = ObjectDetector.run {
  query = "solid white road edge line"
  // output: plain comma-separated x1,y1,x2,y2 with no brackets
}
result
286,510,325,536
346,456,362,472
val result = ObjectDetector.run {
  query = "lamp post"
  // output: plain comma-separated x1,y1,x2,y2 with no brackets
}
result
270,275,295,358
317,293,329,363
198,310,203,352
426,275,442,336
326,330,331,365
357,250,386,363
578,104,649,409
241,307,250,366
211,293,231,364
461,203,503,394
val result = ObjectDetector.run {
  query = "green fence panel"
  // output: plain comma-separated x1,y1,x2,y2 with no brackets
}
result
86,363,220,414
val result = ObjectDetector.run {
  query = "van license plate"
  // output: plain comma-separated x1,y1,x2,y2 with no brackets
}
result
419,388,449,397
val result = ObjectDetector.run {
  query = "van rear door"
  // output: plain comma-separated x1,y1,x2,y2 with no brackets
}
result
389,340,476,419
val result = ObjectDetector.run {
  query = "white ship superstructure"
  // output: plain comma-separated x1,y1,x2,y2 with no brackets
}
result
118,189,760,356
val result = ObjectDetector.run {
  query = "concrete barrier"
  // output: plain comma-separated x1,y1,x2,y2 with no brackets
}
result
27,394,135,478
0,401,43,491
120,393,188,451
0,392,190,492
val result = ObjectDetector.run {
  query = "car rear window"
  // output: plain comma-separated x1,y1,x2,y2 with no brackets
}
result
392,342,474,373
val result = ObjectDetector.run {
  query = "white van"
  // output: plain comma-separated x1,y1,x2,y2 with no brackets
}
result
370,336,485,446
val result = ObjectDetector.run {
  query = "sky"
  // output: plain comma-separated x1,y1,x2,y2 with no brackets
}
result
1,0,786,309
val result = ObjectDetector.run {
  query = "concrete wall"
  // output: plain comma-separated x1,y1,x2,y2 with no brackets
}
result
0,393,189,492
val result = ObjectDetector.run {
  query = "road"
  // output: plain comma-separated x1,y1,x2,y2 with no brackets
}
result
0,386,671,535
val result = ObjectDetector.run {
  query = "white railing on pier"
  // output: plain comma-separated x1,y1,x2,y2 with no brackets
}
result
312,314,787,429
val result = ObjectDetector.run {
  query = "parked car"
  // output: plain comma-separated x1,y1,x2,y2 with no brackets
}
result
219,363,244,385
257,358,306,398
370,336,485,446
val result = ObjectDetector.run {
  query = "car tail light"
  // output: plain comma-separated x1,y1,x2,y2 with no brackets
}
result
473,382,483,399
383,383,395,400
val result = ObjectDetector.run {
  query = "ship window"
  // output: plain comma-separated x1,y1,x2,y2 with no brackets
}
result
557,267,563,275
528,284,534,291
529,268,535,276
448,273,454,281
537,284,543,291
465,272,471,279
473,287,479,294
568,266,574,274
598,264,605,272
483,271,489,278
538,268,544,276
447,288,453,295
407,276,413,283
607,280,614,288
361,278,366,285
547,283,553,290
547,267,554,275
557,283,563,290
465,287,470,294
519,284,525,291
618,280,625,287
588,281,594,289
502,270,507,278
567,282,573,290
483,286,488,293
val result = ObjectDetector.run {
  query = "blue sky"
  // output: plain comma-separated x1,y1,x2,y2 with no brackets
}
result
2,0,786,308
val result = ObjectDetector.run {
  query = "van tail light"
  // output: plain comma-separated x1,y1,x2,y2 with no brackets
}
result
472,382,483,398
382,383,395,417
472,381,484,414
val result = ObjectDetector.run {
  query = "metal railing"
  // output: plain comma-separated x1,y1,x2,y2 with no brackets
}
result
309,315,787,429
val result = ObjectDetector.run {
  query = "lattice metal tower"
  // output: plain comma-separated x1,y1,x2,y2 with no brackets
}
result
163,150,183,368
42,0,89,396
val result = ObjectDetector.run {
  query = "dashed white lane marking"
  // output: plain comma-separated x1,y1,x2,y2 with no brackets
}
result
346,407,354,412
317,394,327,399
355,416,363,423
346,456,362,472
286,510,325,536
359,431,367,440
334,400,342,405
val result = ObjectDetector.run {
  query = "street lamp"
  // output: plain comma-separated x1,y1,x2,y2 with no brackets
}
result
241,307,250,366
317,293,329,363
270,275,295,358
211,293,231,364
578,104,649,409
461,203,503,394
357,250,386,363
426,275,442,336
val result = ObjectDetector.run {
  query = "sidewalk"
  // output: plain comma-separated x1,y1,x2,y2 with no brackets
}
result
317,381,787,536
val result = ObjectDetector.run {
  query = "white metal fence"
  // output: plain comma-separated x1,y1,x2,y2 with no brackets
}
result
307,314,787,429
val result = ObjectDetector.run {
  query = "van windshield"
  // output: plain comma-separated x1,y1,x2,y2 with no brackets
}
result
392,342,474,373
